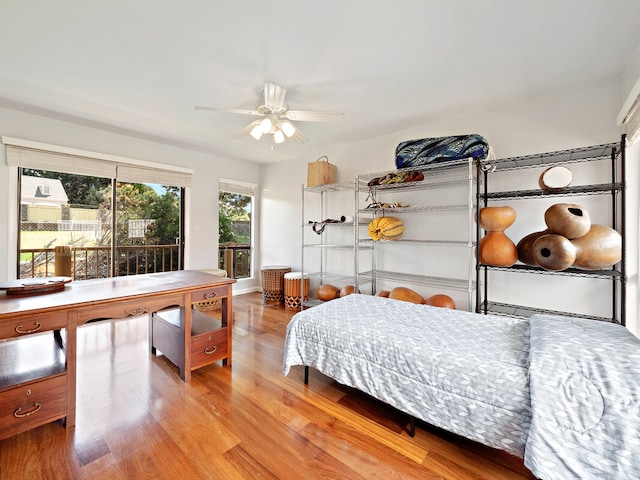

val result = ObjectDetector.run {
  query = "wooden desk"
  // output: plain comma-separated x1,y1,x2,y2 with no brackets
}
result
0,270,235,440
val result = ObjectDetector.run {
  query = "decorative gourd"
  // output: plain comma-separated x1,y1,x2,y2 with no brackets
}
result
477,206,518,267
317,284,340,301
571,224,622,270
479,232,518,267
425,294,456,309
477,205,516,231
516,229,551,266
368,217,404,241
532,234,577,271
539,166,573,190
389,287,424,304
544,203,591,239
339,285,359,297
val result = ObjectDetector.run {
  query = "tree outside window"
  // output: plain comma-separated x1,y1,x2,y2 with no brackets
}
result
219,191,252,278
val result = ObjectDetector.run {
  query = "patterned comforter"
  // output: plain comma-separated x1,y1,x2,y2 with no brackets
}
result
282,294,640,480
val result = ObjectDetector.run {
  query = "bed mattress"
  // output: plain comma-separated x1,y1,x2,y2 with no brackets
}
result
283,293,531,457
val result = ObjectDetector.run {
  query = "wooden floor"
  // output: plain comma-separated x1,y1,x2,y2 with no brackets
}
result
0,292,536,480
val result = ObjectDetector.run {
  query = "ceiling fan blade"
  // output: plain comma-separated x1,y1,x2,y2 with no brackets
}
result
290,128,308,144
285,110,344,122
194,105,261,115
264,81,287,110
230,120,261,139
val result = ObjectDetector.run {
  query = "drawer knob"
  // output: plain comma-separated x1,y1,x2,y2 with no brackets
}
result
204,345,218,355
204,291,217,300
14,402,42,418
15,322,42,334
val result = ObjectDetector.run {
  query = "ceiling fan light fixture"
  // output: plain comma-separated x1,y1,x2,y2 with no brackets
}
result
249,124,263,140
259,117,272,133
195,81,344,145
273,129,285,144
280,120,296,137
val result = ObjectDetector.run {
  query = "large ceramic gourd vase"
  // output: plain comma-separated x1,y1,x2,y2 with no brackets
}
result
571,224,622,270
478,206,518,267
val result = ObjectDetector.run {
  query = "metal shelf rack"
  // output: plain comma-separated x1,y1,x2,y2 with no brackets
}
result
476,138,626,324
356,158,477,311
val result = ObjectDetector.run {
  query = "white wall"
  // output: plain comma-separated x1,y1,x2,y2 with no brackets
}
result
261,76,639,334
620,41,640,337
0,106,262,293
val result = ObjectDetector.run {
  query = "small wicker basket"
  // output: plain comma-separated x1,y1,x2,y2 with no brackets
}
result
192,269,227,312
261,266,291,304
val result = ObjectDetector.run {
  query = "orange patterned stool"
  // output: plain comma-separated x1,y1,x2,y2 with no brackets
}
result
284,272,309,310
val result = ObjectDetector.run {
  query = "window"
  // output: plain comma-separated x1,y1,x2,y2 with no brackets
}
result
5,137,191,280
219,179,255,279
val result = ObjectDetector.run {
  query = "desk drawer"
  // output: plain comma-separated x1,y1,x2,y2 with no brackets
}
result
76,294,184,324
190,285,229,304
0,311,67,339
0,374,67,440
191,327,227,369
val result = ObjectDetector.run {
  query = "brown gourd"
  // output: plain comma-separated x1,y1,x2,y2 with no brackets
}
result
532,234,577,271
389,286,424,304
339,285,359,297
516,229,551,266
425,294,456,309
544,203,591,239
571,224,622,270
317,284,340,301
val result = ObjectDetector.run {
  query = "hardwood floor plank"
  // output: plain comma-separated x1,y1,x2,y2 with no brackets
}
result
222,444,281,480
0,291,536,480
147,372,242,457
115,437,203,479
253,361,430,464
300,421,443,480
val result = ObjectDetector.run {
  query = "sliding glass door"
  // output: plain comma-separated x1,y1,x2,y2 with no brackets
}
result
18,169,183,280
113,182,181,276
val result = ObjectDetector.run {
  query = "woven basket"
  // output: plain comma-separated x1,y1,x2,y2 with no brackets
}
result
193,299,222,312
192,268,228,311
261,266,291,304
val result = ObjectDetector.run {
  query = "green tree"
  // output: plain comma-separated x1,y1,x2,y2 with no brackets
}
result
219,191,251,243
219,192,251,219
219,211,236,243
100,183,180,246
147,190,180,245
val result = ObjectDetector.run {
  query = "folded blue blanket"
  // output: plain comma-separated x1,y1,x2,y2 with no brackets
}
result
395,134,490,169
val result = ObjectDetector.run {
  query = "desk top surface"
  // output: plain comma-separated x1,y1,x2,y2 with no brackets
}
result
0,270,235,317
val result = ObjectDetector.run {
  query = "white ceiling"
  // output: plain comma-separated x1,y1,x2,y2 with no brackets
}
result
1,1,639,164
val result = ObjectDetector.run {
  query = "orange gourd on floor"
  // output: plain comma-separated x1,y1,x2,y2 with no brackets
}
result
317,284,340,301
425,294,456,309
339,285,359,297
389,287,424,304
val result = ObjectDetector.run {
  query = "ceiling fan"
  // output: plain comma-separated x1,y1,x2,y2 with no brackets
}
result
195,81,344,145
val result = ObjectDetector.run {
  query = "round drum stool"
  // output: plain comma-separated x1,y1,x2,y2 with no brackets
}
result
260,265,291,304
284,272,309,310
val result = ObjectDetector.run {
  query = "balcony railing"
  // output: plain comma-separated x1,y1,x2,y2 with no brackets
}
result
21,243,251,281
20,245,180,280
219,243,251,279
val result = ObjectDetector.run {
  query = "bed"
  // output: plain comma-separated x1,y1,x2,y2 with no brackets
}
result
283,293,640,480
